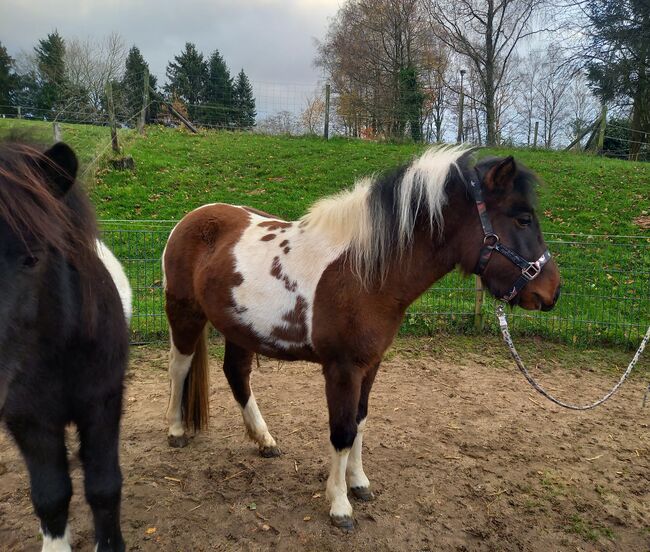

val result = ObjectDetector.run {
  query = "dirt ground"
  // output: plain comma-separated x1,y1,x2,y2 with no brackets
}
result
1,336,649,551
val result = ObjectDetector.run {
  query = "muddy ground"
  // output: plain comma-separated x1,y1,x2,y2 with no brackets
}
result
1,335,649,551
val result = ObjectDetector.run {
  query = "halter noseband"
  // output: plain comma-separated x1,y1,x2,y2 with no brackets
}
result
469,178,552,302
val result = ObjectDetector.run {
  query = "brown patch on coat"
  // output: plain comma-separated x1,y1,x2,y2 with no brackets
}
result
279,240,289,247
271,295,308,343
261,233,276,241
270,256,297,291
258,220,292,231
283,247,291,254
232,272,244,286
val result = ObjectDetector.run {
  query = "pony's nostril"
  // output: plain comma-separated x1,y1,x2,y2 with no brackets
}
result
553,286,561,303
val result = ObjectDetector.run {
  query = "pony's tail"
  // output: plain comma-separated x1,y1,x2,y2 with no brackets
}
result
182,326,210,432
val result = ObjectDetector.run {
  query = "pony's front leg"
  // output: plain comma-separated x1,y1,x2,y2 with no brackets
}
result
6,421,72,552
347,363,379,501
324,361,363,529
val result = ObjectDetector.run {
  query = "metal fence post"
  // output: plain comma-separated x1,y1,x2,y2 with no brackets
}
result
474,276,485,331
324,83,330,140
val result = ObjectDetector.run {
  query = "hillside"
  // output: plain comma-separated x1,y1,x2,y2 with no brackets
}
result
1,119,648,236
1,119,648,347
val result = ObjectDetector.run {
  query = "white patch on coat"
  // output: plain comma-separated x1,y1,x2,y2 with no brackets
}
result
166,342,194,437
41,525,71,552
326,445,353,519
230,210,347,350
346,417,370,489
241,393,276,448
96,240,132,323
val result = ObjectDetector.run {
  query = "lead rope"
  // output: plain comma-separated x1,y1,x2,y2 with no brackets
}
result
496,303,650,410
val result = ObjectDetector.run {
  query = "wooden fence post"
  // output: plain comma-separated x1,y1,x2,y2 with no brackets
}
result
533,121,539,148
53,122,62,142
17,106,22,119
596,104,607,153
105,81,119,153
474,276,485,331
324,83,330,140
138,68,149,134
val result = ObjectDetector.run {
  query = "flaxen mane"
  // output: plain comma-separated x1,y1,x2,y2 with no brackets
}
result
300,145,472,285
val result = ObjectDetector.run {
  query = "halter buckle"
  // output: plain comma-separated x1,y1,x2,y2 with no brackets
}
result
522,262,541,281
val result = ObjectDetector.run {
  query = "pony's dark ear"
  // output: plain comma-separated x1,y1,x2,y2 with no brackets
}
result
40,142,78,197
484,156,516,195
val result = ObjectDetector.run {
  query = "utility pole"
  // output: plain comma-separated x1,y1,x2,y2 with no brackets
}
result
457,69,466,143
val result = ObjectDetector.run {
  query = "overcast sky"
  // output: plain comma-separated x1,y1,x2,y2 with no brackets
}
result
1,0,342,116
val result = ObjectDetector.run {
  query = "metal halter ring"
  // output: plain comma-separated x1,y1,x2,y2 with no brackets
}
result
483,233,499,247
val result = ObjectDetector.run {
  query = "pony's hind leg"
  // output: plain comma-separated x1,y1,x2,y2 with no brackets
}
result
223,340,280,457
5,421,72,551
165,299,207,448
347,362,379,502
323,360,363,530
76,395,125,552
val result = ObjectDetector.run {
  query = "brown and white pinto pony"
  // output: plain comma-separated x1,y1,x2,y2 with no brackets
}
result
162,146,560,529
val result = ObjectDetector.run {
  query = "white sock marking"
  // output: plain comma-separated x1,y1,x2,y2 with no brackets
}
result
347,417,370,489
326,445,353,519
241,393,276,448
41,525,71,552
166,343,194,437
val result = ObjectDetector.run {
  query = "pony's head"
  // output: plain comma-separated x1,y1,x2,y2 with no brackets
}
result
0,141,97,409
459,155,561,311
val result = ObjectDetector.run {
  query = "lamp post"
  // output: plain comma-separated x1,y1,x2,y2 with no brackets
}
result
457,69,466,143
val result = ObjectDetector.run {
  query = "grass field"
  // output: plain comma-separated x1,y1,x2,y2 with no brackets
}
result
1,119,648,347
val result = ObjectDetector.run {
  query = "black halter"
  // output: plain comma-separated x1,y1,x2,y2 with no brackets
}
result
469,178,552,302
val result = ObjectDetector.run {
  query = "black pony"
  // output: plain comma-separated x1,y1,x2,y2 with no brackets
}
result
0,142,129,551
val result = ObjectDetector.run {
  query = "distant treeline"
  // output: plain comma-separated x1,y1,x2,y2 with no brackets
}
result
0,33,255,130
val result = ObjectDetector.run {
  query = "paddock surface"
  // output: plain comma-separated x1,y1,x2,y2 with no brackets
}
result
1,336,649,551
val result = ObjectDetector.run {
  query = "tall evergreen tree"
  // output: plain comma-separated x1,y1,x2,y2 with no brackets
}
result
202,50,235,127
121,46,158,124
233,69,256,128
585,0,650,157
34,31,67,112
0,42,18,110
165,42,207,121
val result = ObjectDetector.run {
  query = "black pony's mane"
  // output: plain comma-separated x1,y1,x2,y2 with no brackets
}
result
0,141,98,266
0,141,101,331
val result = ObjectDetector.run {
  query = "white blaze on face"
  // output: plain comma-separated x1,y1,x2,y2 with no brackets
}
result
96,240,132,323
230,210,346,350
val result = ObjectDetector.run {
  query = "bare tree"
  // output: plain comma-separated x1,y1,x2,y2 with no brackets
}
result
65,33,127,112
565,72,598,147
426,0,550,145
535,45,572,148
300,90,326,135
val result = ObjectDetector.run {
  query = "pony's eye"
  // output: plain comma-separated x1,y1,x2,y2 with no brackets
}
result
23,255,39,268
516,215,532,227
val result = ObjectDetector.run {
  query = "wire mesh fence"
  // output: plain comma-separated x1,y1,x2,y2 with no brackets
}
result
100,221,650,349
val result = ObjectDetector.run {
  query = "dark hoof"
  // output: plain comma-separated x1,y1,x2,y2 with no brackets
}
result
167,434,189,448
330,514,355,530
351,486,375,501
259,445,281,458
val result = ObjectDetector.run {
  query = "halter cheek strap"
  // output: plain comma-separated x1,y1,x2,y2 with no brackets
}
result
469,179,552,302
